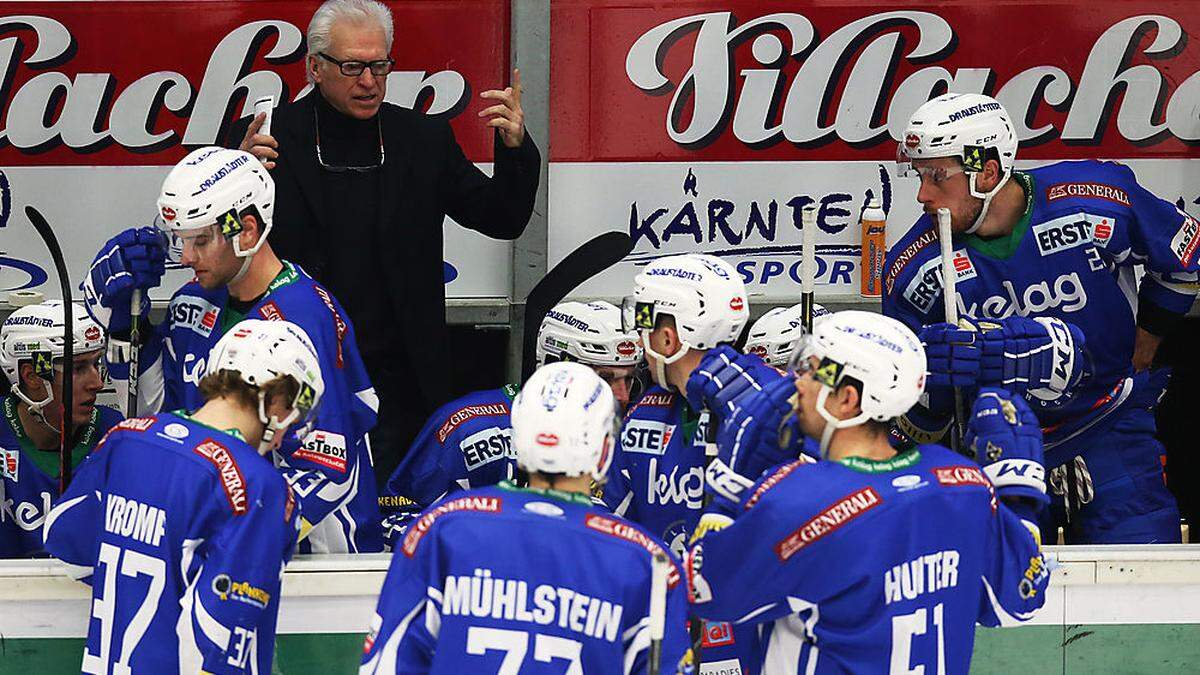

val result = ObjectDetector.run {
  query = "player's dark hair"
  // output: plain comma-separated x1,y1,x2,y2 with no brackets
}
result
834,375,889,437
198,370,299,412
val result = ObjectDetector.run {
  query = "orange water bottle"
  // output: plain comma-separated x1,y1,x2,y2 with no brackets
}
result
860,199,886,297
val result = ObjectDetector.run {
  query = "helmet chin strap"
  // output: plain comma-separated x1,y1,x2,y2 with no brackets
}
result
640,329,690,391
256,390,299,455
11,382,60,434
813,386,870,458
964,171,1012,235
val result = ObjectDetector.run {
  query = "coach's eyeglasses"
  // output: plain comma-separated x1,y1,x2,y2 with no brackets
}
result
318,52,394,78
314,110,385,172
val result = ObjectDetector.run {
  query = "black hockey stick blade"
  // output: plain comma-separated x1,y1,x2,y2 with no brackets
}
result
25,205,75,491
521,231,634,381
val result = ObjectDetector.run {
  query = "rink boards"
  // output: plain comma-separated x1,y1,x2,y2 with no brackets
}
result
1,546,1199,673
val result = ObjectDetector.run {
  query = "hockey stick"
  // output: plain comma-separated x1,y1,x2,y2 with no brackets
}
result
125,288,142,416
521,231,634,381
25,205,75,491
936,208,967,454
647,550,670,675
800,205,817,333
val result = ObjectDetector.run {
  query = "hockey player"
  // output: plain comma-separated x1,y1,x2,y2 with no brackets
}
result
885,93,1195,543
743,302,829,368
686,311,1049,673
610,253,780,674
360,361,689,674
44,319,324,674
0,301,122,557
380,300,640,537
81,147,382,552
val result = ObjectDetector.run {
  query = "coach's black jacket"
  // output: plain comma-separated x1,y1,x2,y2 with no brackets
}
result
232,91,540,409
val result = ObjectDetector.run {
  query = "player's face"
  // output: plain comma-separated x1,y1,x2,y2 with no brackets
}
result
913,157,981,234
591,365,636,409
792,355,829,437
178,224,239,289
45,350,104,427
310,20,389,120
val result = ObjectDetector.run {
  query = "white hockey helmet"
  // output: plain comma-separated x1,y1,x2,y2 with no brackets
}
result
536,300,642,368
0,301,105,421
788,310,926,455
511,361,617,483
156,147,275,281
897,93,1018,234
622,254,749,386
206,319,325,452
743,302,830,368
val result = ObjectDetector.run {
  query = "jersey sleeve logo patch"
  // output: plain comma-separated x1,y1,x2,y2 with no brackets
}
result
933,465,997,512
402,496,502,557
258,300,285,321
702,621,736,648
193,439,248,515
169,294,221,338
1170,213,1200,266
1,448,18,481
1032,214,1099,256
436,402,511,444
585,514,681,588
460,427,514,471
620,419,675,456
293,430,348,473
1045,182,1130,206
775,486,882,561
114,417,156,433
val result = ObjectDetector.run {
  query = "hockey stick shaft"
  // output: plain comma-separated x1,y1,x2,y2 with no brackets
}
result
936,208,966,453
25,206,75,491
648,550,670,675
800,205,817,333
126,288,142,416
521,231,634,381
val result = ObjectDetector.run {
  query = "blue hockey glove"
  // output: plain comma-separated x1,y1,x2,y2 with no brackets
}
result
81,227,167,335
705,375,804,508
965,387,1048,522
918,320,980,388
686,345,786,418
977,316,1086,405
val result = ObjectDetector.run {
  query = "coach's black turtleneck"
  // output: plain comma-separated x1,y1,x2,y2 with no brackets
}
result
313,93,399,381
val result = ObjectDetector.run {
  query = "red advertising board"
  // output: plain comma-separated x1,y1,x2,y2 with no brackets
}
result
0,0,508,166
550,1,1200,162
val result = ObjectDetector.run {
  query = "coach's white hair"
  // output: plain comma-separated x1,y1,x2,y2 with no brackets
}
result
306,0,394,82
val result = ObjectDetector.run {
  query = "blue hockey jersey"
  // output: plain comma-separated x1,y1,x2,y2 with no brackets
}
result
0,395,122,557
44,413,300,674
884,161,1200,452
383,385,517,514
603,387,707,557
603,386,760,674
360,482,690,675
687,445,1048,674
137,261,382,553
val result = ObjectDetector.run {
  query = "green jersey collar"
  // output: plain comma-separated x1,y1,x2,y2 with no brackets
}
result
838,448,921,474
171,410,246,441
499,480,593,506
3,395,99,478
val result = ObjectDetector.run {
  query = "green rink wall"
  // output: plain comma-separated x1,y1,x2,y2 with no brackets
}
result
3,625,1199,674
